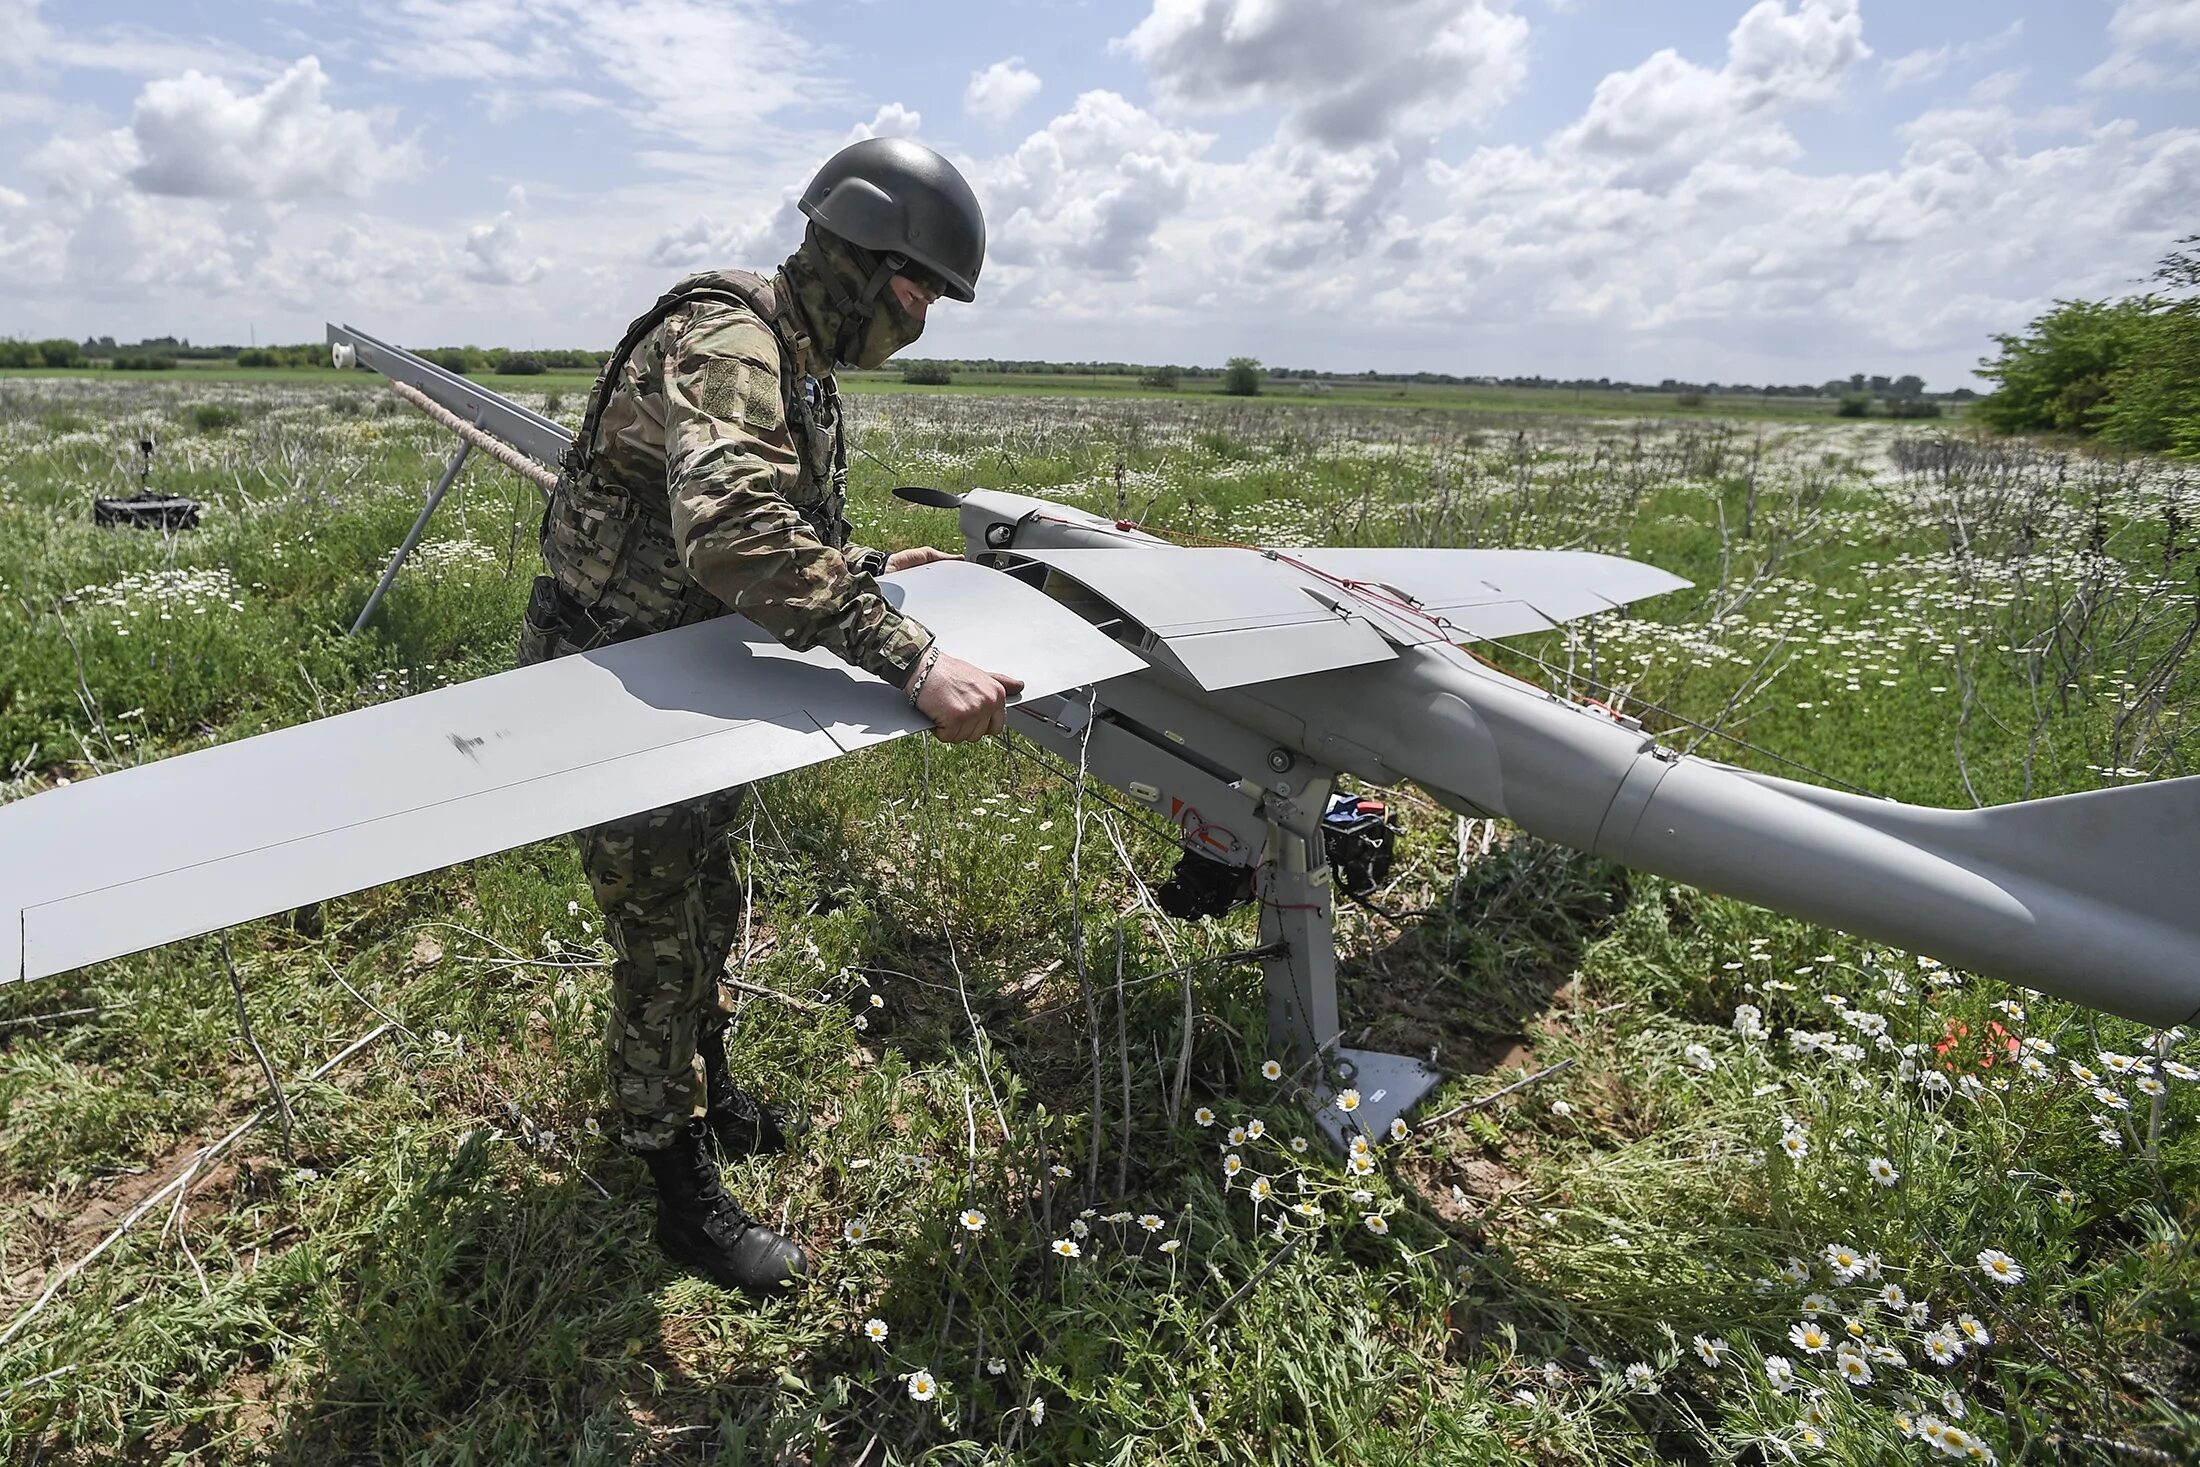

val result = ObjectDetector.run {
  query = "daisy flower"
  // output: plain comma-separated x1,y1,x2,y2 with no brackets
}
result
1223,1152,1244,1179
1780,1131,1809,1160
1955,1314,1991,1346
1159,1238,1183,1254
1138,1213,1164,1232
985,1357,1007,1375
1347,1152,1375,1177
1388,1117,1410,1142
1363,1214,1390,1236
960,1209,987,1232
1764,1355,1798,1392
1051,1238,1081,1258
1835,1352,1873,1386
1246,1118,1267,1141
1260,1058,1283,1081
843,1219,871,1244
1228,1126,1248,1146
907,1369,938,1403
2162,1059,2198,1082
1692,1334,1729,1367
1867,1156,1900,1186
1922,1331,1960,1366
1976,1249,2024,1286
1802,1293,1835,1318
1028,1396,1046,1426
1289,1136,1309,1154
1048,1164,1072,1179
1788,1321,1832,1354
1683,1043,1716,1072
1193,1106,1216,1127
1334,1088,1362,1114
863,1318,889,1343
2136,1076,2166,1098
1823,1243,1868,1282
1249,1176,1274,1203
1624,1363,1658,1394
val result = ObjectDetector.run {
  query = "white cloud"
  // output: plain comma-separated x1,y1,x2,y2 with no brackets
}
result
1552,0,1867,188
1881,21,2023,92
982,91,1211,284
463,185,549,286
125,58,417,202
1118,0,1529,147
2083,0,2200,90
965,58,1043,126
845,103,923,144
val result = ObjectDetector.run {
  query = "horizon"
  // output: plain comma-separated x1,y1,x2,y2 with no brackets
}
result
0,1,2193,394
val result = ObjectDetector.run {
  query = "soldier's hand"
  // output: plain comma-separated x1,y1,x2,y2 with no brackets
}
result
911,652,1024,743
885,546,961,573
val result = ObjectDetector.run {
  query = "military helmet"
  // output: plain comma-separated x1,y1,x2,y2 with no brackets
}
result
799,138,986,302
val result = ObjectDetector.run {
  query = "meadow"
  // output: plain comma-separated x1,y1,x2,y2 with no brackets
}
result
0,374,2193,1465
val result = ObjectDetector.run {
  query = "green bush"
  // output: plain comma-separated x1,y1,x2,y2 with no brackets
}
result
112,356,176,372
901,361,953,385
1974,298,2151,434
1835,393,1873,418
1221,356,1262,396
1138,365,1181,390
500,355,546,376
186,404,245,432
1884,397,1942,419
1676,391,1707,408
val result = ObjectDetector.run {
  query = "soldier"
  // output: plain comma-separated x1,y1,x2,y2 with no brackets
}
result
520,138,1020,1296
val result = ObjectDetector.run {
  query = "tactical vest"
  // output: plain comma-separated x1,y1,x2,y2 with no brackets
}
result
538,269,849,638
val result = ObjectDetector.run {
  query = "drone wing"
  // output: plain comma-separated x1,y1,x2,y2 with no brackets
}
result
0,562,1142,985
1008,547,1691,691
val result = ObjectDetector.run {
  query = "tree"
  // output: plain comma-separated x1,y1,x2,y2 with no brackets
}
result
1974,299,2153,434
1221,356,1262,396
901,361,953,385
2096,235,2200,455
1138,364,1180,389
1890,374,1925,398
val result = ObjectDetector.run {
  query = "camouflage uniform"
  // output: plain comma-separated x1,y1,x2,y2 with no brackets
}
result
521,244,935,1151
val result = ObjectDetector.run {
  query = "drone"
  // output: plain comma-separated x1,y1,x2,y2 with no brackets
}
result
3,325,2192,1145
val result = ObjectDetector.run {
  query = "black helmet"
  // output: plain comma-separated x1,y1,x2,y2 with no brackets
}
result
799,138,986,302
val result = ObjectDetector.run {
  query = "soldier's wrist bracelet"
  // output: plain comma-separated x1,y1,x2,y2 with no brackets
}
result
904,644,942,706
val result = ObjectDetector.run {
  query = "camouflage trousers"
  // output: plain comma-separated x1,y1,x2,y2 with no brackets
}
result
520,583,746,1152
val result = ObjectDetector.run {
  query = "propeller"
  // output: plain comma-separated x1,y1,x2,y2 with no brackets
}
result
893,485,965,509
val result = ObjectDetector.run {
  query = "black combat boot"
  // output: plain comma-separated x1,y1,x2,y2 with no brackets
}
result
636,1119,809,1297
697,1026,806,1159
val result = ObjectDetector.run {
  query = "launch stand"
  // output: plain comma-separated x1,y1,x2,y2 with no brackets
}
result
1012,683,1442,1151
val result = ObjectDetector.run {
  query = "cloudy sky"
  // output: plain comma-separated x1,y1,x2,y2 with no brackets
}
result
0,0,2193,389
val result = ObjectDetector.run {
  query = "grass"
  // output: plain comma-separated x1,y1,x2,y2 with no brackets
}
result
0,364,1948,423
0,379,2193,1464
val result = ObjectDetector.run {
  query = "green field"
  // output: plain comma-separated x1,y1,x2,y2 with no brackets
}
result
0,379,2190,1464
0,362,1945,423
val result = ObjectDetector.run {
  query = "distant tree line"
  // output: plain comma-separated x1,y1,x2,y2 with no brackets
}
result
1974,234,2199,456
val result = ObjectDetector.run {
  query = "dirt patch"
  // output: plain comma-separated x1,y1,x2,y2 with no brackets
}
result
6,1130,245,1297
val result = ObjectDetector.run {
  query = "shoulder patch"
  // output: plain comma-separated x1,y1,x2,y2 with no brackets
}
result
698,358,784,429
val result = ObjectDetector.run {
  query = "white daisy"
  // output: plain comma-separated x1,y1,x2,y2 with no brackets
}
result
863,1318,888,1343
1867,1156,1900,1186
1260,1058,1283,1081
1363,1214,1390,1236
1138,1213,1164,1232
1976,1248,2024,1285
1193,1106,1216,1127
843,1219,871,1245
1334,1088,1362,1114
1051,1238,1081,1258
960,1208,987,1232
1692,1334,1729,1367
907,1369,938,1403
1836,1352,1873,1386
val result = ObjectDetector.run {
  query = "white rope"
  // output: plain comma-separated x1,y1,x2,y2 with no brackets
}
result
389,380,559,491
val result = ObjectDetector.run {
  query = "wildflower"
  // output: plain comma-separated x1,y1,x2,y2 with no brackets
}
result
907,1369,938,1403
1334,1087,1362,1114
958,1208,987,1233
1261,1058,1283,1081
2068,1061,2101,1085
2135,1075,2166,1097
1049,1164,1072,1179
1955,1314,1990,1347
1363,1213,1390,1236
1780,1257,1811,1285
566,900,580,915
1780,1131,1809,1160
1976,1248,2024,1286
1835,1352,1873,1386
1249,1176,1274,1203
1388,1116,1410,1142
1893,1410,1919,1439
2054,1186,2076,1205
1159,1238,1183,1254
1245,1118,1267,1141
1801,1293,1835,1317
1922,1330,1960,1366
1764,1355,1798,1392
1223,1153,1244,1179
1542,1362,1566,1387
2100,1051,2138,1075
1939,1388,1967,1419
1194,1106,1216,1127
1549,1098,1574,1117
1683,1043,1716,1072
2163,1059,2199,1082
1070,1219,1089,1239
1937,1424,1977,1459
1051,1238,1081,1258
1907,1299,1933,1328
1138,1213,1163,1232
1823,1242,1869,1282
1872,1343,1908,1367
843,1219,871,1245
1029,1395,1046,1425
1789,1321,1832,1355
1293,1200,1322,1220
1867,1156,1900,1186
986,1357,1007,1375
1228,1125,1248,1146
2098,1125,2125,1149
1289,1136,1309,1154
1879,1282,1908,1311
1693,1334,1729,1367
1624,1362,1658,1394
2093,1086,2131,1111
1734,1003,1766,1038
863,1318,889,1343
1347,1152,1375,1177
1795,1425,1826,1449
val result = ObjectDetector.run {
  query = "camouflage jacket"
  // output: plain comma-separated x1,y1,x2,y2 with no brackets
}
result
541,266,934,687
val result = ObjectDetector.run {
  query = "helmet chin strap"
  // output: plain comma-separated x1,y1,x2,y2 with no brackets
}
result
825,251,907,365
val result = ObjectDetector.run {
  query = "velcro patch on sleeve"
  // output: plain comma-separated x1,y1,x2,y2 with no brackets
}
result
697,358,783,430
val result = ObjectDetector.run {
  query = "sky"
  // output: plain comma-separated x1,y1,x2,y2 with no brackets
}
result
0,0,2193,391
